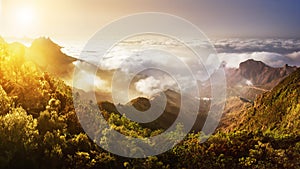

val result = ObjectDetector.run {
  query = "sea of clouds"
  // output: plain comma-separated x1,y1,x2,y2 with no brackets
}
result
214,38,300,67
65,38,300,99
62,38,300,68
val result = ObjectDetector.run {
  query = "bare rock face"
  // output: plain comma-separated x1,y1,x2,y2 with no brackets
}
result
226,59,297,89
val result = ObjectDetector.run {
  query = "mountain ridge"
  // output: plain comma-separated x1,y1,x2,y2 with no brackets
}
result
226,59,297,90
219,68,300,133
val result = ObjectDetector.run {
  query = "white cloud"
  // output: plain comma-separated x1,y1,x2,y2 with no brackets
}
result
218,51,300,68
73,70,109,92
286,51,300,63
72,38,300,99
135,76,177,97
214,38,300,54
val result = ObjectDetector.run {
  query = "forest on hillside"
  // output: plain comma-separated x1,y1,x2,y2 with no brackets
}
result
1,38,300,169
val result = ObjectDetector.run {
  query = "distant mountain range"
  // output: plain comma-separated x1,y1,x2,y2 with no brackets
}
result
107,59,299,132
2,36,299,134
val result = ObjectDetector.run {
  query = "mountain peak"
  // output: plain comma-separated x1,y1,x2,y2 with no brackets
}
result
31,37,62,48
27,37,77,77
129,97,151,112
239,59,269,70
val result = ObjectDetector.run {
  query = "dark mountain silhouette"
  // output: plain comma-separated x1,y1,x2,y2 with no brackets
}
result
26,37,77,78
0,37,79,80
129,97,151,112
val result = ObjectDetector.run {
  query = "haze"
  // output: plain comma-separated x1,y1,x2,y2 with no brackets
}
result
0,0,300,43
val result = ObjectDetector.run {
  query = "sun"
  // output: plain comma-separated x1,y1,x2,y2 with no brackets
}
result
10,5,36,37
15,6,35,26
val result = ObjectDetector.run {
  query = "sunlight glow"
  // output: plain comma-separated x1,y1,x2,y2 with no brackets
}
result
15,6,35,26
8,5,37,37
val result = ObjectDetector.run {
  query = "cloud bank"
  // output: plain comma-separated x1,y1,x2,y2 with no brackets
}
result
72,38,300,100
135,76,177,97
218,52,300,68
214,38,300,54
214,39,300,68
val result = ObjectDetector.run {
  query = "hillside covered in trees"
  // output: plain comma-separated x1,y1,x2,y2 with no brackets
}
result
1,37,300,169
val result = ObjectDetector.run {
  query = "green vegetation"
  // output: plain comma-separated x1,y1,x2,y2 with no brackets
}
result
231,68,300,135
1,38,300,168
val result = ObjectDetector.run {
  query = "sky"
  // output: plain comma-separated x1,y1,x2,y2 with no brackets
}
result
0,0,300,42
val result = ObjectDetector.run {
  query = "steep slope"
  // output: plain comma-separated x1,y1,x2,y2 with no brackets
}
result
221,68,300,134
0,37,74,117
204,60,297,130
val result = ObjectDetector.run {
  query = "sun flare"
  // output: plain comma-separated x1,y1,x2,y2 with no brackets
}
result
9,5,37,37
15,6,35,26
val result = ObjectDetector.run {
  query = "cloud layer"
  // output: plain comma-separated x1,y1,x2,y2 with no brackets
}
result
72,38,300,99
214,39,300,68
214,38,300,54
135,76,177,97
218,51,300,68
